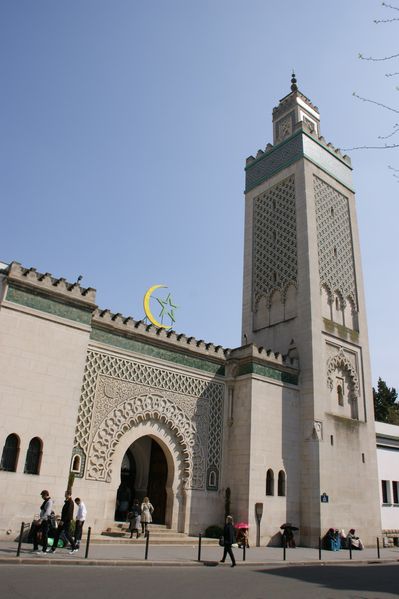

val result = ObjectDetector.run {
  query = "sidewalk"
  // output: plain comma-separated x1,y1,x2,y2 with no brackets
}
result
0,540,398,567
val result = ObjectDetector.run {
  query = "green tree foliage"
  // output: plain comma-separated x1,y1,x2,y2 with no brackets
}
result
373,377,399,424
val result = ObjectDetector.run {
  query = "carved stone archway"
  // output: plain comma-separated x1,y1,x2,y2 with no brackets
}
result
86,393,204,489
326,348,360,402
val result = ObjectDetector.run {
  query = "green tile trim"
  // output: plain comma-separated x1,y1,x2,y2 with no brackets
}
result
245,131,302,171
245,153,303,193
91,327,225,376
245,130,354,194
6,284,92,325
238,361,298,385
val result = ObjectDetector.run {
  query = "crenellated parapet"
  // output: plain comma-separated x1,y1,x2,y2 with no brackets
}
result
5,261,97,306
226,343,298,385
2,261,298,383
92,307,227,362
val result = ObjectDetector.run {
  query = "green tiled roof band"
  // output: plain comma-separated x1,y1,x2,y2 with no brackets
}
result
238,361,298,385
245,153,302,192
6,284,92,325
91,327,225,376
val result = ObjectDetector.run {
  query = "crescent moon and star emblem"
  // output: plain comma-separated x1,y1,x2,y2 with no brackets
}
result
143,284,178,329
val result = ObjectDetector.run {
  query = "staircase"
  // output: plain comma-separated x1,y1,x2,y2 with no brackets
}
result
95,523,218,545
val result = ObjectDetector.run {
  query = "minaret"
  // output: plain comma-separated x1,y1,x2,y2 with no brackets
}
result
241,75,381,545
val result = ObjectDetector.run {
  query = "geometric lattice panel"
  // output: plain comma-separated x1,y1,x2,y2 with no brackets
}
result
252,175,297,304
314,176,358,309
73,349,224,490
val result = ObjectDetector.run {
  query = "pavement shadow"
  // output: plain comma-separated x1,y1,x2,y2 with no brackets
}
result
255,564,399,596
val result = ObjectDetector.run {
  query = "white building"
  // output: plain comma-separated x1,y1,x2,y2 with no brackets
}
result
376,422,399,544
0,78,383,546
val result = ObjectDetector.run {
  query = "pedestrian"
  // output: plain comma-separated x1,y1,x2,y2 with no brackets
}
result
128,499,141,539
31,490,53,554
220,515,236,567
74,497,87,550
49,490,77,554
140,496,154,536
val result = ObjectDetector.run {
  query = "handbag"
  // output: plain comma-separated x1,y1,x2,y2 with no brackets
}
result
218,537,224,547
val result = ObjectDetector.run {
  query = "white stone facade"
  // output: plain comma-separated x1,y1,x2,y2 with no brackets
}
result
0,83,383,547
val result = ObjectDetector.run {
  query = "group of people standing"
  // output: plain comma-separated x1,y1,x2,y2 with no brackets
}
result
31,489,87,555
127,496,154,538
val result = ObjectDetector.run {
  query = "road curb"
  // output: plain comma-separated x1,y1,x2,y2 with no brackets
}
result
0,557,398,567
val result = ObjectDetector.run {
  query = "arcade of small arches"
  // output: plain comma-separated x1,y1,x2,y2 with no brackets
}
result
321,284,358,331
266,469,286,497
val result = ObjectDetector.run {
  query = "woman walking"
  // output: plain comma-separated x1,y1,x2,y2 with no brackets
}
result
220,515,236,567
140,497,154,536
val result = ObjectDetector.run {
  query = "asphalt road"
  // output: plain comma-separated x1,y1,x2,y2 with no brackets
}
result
0,564,398,599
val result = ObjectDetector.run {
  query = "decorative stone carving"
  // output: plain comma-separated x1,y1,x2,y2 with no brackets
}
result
312,420,323,441
326,347,360,401
73,350,224,489
252,175,297,309
314,176,358,310
87,393,205,488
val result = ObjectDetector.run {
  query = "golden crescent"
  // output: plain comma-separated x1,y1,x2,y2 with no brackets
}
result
143,284,171,329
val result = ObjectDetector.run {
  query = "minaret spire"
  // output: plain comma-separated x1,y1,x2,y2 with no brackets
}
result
291,70,298,92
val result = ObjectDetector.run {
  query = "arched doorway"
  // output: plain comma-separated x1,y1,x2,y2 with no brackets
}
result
115,436,168,524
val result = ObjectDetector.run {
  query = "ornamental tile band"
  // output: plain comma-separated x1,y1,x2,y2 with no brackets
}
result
6,285,93,325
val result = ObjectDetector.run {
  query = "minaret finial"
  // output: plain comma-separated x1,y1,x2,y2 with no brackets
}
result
291,70,298,92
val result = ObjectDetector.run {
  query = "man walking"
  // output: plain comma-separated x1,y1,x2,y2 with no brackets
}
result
49,490,77,554
74,497,87,550
32,490,53,554
220,515,237,567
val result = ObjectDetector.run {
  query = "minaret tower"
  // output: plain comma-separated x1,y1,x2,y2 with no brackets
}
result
241,75,381,545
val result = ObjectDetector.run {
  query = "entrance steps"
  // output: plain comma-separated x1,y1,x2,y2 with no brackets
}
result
95,523,218,545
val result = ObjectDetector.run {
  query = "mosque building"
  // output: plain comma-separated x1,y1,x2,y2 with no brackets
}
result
0,77,382,546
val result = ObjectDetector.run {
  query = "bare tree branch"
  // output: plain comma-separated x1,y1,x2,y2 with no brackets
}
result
341,144,399,150
378,124,399,138
359,51,399,61
382,2,399,11
374,17,399,22
352,92,399,113
385,71,399,76
388,165,399,172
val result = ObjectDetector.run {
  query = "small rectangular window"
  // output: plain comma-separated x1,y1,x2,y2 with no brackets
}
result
330,435,334,446
393,481,399,505
382,480,390,504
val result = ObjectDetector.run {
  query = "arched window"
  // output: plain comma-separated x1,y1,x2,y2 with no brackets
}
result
24,437,42,475
71,455,81,473
278,470,286,496
266,469,274,496
0,434,20,472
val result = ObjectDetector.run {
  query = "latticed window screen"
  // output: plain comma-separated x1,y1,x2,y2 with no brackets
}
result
314,176,357,308
252,175,297,303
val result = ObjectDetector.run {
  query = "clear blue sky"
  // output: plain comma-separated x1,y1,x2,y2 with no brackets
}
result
1,0,398,389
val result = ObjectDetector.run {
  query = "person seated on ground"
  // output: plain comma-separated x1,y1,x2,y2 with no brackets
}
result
347,528,364,550
324,528,336,551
